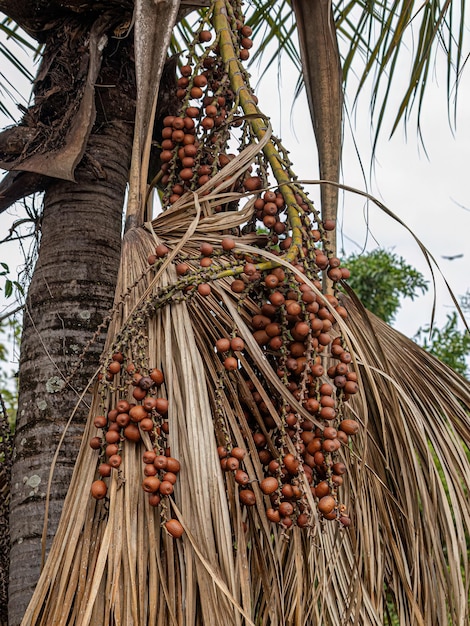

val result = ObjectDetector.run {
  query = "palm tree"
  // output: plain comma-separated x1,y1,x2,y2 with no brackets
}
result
1,1,469,624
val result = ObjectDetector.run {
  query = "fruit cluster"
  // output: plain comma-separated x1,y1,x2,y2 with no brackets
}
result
89,354,183,535
87,0,359,538
156,7,259,207
209,244,357,528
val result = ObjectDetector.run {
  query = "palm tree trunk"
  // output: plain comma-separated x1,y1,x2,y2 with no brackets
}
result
7,120,133,625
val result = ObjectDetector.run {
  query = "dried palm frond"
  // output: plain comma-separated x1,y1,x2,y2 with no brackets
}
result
340,291,470,625
23,178,470,624
22,1,470,625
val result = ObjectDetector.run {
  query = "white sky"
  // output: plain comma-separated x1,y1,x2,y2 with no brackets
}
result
1,8,469,365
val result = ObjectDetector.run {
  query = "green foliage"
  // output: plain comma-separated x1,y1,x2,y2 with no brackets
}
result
243,0,466,142
0,16,36,119
0,319,19,430
343,248,469,377
0,262,24,299
415,313,470,378
2,1,467,138
0,263,21,428
343,248,428,323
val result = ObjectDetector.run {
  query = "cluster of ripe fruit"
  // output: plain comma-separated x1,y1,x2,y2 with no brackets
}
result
209,249,358,528
158,12,259,207
87,0,358,535
90,358,184,537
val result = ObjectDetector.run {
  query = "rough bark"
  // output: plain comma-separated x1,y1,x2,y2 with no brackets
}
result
6,17,136,623
8,120,133,626
0,0,205,41
8,121,134,624
0,1,134,40
0,396,12,626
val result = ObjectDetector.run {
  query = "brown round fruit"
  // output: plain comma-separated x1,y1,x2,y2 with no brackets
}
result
216,338,231,352
314,481,330,499
105,430,120,445
226,457,240,471
217,446,228,459
283,453,299,475
243,176,262,191
239,489,256,506
230,447,246,461
344,381,359,395
199,30,212,43
116,400,131,414
332,462,347,475
224,357,238,371
116,412,130,427
266,508,281,523
166,457,181,473
296,513,309,528
278,502,294,517
231,279,245,293
140,418,154,432
154,455,168,470
142,476,161,493
148,493,161,507
150,368,164,385
143,450,156,464
159,481,174,495
105,444,119,457
162,465,177,485
129,405,148,422
197,283,211,296
221,237,235,251
155,244,169,257
234,470,250,486
123,423,141,442
91,480,107,500
165,519,184,538
338,419,359,435
230,337,245,351
98,463,112,477
200,242,213,256
260,477,278,495
93,415,107,429
108,361,121,375
318,495,336,515
108,454,122,468
264,274,279,289
154,397,169,414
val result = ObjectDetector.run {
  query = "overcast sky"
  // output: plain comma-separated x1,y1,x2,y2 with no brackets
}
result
1,10,469,356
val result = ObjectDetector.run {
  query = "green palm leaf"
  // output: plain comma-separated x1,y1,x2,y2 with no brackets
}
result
0,17,36,118
248,0,467,139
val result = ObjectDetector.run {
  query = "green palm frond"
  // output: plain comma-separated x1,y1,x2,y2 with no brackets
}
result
247,0,467,140
0,17,36,119
245,0,300,82
337,0,467,141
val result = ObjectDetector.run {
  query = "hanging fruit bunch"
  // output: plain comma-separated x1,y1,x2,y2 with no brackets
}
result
87,0,359,534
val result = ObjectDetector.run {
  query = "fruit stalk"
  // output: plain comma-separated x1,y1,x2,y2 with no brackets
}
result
213,0,303,261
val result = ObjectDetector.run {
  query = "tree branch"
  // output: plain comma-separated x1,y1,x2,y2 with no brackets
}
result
0,303,24,323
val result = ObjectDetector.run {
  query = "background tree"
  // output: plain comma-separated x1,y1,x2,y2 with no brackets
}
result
415,312,470,377
343,248,429,324
343,248,469,375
